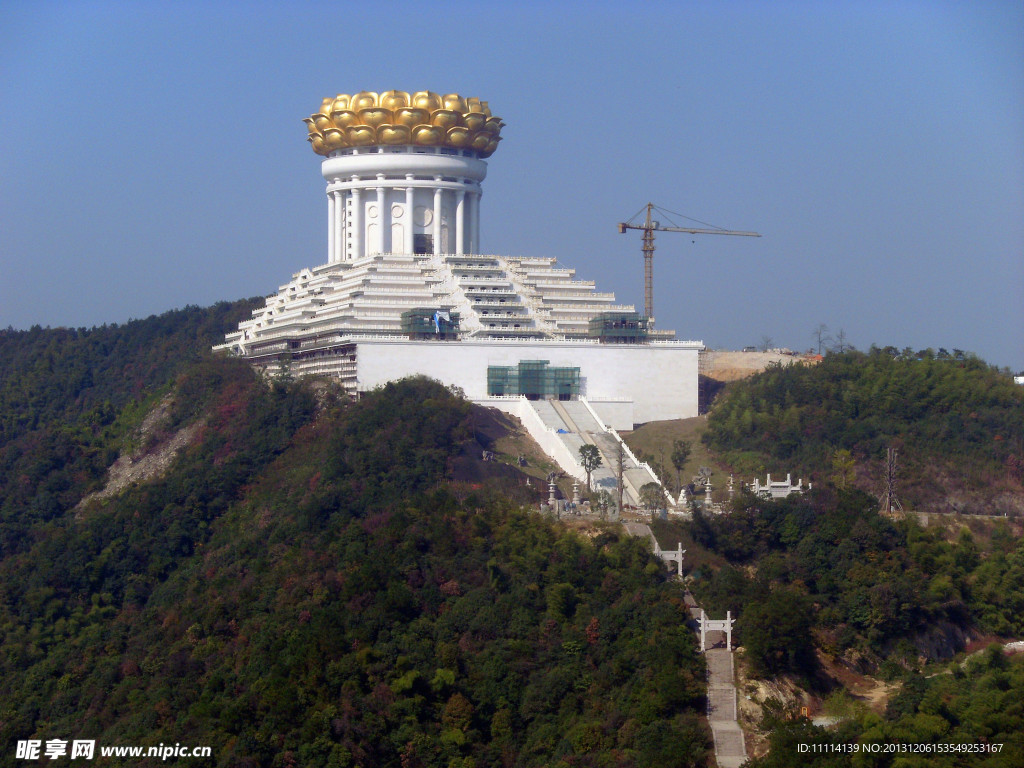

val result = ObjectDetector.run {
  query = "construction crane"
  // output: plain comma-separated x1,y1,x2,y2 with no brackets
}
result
618,202,761,320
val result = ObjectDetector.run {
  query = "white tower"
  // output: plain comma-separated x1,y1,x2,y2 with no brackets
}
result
219,88,704,425
304,90,504,263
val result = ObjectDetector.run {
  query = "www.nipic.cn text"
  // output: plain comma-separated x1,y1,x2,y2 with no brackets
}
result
16,740,212,761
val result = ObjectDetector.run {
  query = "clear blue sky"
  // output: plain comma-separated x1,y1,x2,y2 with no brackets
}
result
2,0,1022,370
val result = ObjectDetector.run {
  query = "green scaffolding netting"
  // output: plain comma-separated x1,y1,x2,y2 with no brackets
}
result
487,360,580,399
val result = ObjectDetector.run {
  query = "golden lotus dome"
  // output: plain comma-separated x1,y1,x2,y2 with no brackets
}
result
305,90,504,158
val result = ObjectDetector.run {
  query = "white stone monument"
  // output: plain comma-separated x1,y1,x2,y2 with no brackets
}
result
698,609,735,652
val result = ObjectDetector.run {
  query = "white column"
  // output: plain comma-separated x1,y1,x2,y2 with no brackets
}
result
432,183,443,255
333,191,344,263
327,190,336,264
404,180,415,254
726,611,732,650
455,189,466,256
470,190,481,254
338,191,347,262
351,183,362,260
377,181,388,254
699,609,706,652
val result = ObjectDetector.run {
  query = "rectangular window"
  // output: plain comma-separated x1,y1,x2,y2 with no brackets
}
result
414,234,433,254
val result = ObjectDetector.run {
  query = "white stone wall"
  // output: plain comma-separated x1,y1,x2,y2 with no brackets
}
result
586,399,635,431
353,339,700,424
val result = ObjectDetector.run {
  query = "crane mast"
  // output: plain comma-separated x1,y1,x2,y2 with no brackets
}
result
618,202,760,321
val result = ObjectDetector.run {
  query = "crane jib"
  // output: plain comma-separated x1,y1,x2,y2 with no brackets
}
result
618,223,760,237
617,205,761,319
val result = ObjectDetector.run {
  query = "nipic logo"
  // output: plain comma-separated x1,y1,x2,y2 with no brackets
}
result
15,739,210,760
15,740,94,760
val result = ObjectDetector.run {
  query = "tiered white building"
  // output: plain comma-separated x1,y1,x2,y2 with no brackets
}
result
218,90,702,427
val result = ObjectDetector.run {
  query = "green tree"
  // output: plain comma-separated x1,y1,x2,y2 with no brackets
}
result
578,443,602,491
671,439,691,493
640,482,666,522
442,692,474,733
545,582,577,620
743,587,815,676
830,449,856,489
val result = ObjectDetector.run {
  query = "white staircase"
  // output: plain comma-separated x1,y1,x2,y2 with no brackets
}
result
522,398,661,507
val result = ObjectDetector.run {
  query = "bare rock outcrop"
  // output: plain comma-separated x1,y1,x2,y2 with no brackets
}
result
74,395,203,515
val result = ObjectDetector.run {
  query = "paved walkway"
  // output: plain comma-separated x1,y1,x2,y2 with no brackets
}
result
622,520,657,544
623,526,748,768
706,647,747,768
685,592,747,767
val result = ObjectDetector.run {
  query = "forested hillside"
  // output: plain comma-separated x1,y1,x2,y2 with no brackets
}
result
7,308,1024,766
0,300,259,548
682,488,1024,670
655,472,1024,766
748,645,1024,768
703,349,1024,513
0,301,259,441
664,348,1024,765
0,308,708,767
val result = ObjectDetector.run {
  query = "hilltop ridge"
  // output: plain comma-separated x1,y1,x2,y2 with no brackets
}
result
703,348,1024,514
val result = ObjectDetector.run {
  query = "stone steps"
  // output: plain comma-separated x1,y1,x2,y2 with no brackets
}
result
620,541,748,768
704,643,747,767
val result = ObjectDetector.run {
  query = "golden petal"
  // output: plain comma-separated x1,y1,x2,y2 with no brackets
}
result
331,109,359,130
359,107,392,128
447,126,472,147
378,124,411,144
411,90,442,111
431,109,461,130
350,91,379,111
346,125,377,146
442,93,467,113
470,132,491,151
307,91,503,155
480,116,503,135
463,112,487,131
323,128,347,151
412,125,444,146
394,107,430,128
379,90,410,111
